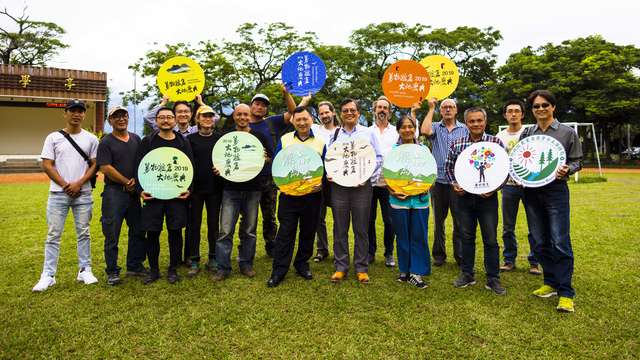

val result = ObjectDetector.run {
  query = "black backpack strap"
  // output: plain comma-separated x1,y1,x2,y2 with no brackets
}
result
58,130,91,164
332,128,340,143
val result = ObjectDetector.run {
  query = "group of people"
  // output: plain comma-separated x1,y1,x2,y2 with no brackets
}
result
31,87,582,313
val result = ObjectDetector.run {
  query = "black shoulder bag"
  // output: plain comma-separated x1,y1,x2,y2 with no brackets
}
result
58,130,97,188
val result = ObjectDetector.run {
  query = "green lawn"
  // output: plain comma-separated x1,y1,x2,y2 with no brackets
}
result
1,174,638,359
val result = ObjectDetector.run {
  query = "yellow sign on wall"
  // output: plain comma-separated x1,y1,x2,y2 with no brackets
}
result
419,55,459,100
157,56,205,102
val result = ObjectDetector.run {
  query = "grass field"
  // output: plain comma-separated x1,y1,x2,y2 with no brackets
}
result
1,174,639,359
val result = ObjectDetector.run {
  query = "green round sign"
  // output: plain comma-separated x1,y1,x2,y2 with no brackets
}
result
272,144,324,196
383,144,437,196
137,147,193,200
212,131,265,182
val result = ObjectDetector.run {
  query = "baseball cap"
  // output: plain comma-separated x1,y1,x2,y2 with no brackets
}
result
251,93,270,105
65,99,86,111
196,105,216,116
108,105,128,117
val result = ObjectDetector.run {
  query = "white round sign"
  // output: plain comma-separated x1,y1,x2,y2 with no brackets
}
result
324,138,376,187
509,135,566,187
454,141,509,194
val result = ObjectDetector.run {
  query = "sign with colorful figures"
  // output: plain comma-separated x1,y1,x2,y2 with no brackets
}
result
282,51,327,96
324,138,377,187
509,135,566,187
212,131,265,183
157,56,205,102
383,144,437,196
419,55,460,100
454,142,509,194
137,147,193,200
381,60,431,108
272,144,324,196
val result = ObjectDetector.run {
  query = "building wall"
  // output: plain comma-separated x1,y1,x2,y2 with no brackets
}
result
0,105,96,155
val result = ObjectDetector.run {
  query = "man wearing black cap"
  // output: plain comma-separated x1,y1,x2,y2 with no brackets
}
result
33,99,100,292
97,105,148,286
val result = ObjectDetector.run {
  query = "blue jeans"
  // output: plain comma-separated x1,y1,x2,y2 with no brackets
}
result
215,190,261,274
501,185,538,266
523,181,574,298
390,207,431,276
455,192,500,279
41,191,93,277
100,185,146,275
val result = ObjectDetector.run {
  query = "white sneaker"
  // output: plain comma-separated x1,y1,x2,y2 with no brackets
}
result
32,275,56,292
77,267,98,285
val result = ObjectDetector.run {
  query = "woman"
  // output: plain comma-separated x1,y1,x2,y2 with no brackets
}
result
388,115,431,289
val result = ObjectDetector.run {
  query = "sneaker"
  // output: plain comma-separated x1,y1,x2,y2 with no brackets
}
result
557,297,575,313
32,275,56,292
240,267,256,278
499,263,515,272
107,273,121,286
532,285,558,298
187,262,200,277
211,270,228,282
397,272,409,282
143,271,160,285
312,253,328,262
125,267,149,277
485,278,506,295
167,271,180,284
408,274,428,289
357,272,370,284
453,272,476,288
385,255,396,267
529,264,542,275
330,271,346,283
204,258,217,272
77,267,98,285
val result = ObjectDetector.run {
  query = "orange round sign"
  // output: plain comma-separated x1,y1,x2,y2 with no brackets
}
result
381,60,431,108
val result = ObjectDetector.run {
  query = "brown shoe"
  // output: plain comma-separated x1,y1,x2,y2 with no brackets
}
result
211,271,228,282
529,264,542,275
240,267,256,278
499,263,515,272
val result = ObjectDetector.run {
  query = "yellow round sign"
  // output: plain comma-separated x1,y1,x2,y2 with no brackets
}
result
156,56,205,102
419,55,459,100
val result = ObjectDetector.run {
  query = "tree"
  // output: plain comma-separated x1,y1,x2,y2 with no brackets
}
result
0,6,68,65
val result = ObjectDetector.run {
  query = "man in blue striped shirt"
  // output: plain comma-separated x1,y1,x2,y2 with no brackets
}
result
419,98,468,267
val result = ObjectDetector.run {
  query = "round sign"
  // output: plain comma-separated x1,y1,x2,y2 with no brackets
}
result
272,144,324,196
419,55,460,100
282,51,327,96
325,138,376,187
509,135,566,187
381,60,431,108
383,144,437,196
137,147,193,200
157,56,205,102
212,131,265,182
454,142,509,194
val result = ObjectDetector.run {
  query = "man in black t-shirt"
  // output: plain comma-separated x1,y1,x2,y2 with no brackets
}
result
97,106,147,286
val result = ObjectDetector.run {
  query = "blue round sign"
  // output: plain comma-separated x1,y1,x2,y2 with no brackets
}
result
282,51,327,96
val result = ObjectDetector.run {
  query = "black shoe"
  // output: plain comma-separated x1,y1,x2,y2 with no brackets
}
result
295,269,313,280
107,273,121,286
408,274,428,289
143,271,160,285
453,272,477,288
267,276,283,288
211,270,228,282
485,277,506,295
126,267,149,277
312,253,328,262
433,259,445,267
167,271,180,284
397,273,409,282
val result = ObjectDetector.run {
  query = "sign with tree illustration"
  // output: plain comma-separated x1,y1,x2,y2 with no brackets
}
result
383,144,437,196
272,144,324,196
324,138,376,187
157,56,205,102
137,147,193,200
509,135,566,187
212,131,265,183
454,142,509,194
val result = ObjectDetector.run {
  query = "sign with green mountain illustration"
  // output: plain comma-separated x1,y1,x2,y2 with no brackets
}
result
272,144,324,196
509,135,566,187
383,144,437,196
138,147,193,200
212,131,265,183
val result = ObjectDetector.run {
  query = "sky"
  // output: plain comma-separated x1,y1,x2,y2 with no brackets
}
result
3,0,639,123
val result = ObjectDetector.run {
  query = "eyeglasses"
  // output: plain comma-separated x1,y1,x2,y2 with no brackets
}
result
341,108,358,114
532,103,551,109
441,105,456,110
157,115,175,120
110,114,128,120
506,109,522,114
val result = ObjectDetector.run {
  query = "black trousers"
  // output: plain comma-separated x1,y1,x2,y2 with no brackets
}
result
271,191,322,278
189,191,222,262
146,229,182,273
260,182,278,251
430,182,462,264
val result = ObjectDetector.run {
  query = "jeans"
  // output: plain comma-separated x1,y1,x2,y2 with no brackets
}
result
41,191,93,277
455,192,500,279
100,185,146,275
523,181,574,298
431,182,462,264
368,186,395,257
390,207,431,276
189,191,222,262
216,190,261,274
501,185,538,266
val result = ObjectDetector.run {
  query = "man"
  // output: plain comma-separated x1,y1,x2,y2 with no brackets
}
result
212,104,272,281
368,96,398,267
267,106,325,287
420,98,468,266
445,107,506,295
32,99,99,292
328,99,383,284
135,107,194,285
186,105,223,276
523,90,582,313
97,106,148,286
495,100,541,275
311,100,340,263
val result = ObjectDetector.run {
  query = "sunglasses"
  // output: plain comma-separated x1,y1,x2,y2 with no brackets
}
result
532,103,551,109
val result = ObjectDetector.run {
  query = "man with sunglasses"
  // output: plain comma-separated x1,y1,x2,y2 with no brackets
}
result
522,90,583,313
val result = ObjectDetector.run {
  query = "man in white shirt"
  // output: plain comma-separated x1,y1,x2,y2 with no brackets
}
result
33,99,100,292
368,96,398,267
